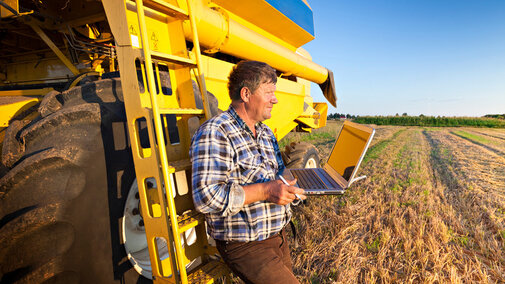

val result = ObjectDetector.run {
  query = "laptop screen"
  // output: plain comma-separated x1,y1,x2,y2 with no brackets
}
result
326,122,373,181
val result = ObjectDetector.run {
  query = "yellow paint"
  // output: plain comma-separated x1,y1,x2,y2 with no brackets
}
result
313,102,328,128
2,56,73,86
0,96,40,127
0,88,53,97
0,0,18,18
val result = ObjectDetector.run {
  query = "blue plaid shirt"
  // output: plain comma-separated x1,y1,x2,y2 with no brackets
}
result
190,107,290,242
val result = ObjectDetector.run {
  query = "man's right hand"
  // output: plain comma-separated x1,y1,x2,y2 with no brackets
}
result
242,178,306,205
264,178,306,205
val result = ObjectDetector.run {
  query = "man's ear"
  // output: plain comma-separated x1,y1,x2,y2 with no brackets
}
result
240,87,250,102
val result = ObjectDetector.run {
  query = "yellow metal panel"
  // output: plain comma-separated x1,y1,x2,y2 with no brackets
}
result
1,0,18,17
313,102,328,128
103,0,131,46
265,78,305,139
0,96,40,127
2,57,73,85
200,56,233,111
275,121,298,141
0,88,53,97
295,102,327,130
125,4,186,56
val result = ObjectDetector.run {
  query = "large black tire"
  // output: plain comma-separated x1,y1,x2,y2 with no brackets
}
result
0,78,149,283
282,142,320,169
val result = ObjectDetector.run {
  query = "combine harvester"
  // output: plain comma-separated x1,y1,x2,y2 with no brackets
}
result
0,0,336,282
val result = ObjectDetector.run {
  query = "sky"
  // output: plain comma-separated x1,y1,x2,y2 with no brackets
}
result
303,0,505,117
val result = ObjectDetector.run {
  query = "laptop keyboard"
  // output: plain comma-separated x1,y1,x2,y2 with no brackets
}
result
291,169,327,189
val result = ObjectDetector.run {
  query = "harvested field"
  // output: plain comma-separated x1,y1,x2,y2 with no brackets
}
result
282,123,505,283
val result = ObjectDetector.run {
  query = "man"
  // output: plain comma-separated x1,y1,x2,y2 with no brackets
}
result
190,60,305,283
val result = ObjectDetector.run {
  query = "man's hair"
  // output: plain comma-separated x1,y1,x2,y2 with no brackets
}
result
228,60,277,101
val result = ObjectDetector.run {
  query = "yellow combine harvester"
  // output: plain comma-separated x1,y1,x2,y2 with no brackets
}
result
0,0,336,282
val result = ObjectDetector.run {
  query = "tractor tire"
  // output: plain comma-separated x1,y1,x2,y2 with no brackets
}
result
282,142,320,169
0,78,150,283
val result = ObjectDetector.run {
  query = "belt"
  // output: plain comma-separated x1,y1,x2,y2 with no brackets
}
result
216,227,285,245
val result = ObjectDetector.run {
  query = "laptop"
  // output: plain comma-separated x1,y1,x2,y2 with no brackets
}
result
283,121,375,195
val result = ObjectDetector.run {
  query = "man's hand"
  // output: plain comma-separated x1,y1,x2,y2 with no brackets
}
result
264,178,306,205
242,178,306,205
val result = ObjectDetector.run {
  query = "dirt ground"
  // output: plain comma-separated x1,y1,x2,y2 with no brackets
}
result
282,122,505,283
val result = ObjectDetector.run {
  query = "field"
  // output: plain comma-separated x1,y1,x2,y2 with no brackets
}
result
283,121,505,283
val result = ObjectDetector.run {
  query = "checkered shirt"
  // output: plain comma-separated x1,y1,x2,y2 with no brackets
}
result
190,107,290,242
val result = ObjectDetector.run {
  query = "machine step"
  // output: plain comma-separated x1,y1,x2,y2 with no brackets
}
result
178,210,204,233
143,0,189,20
188,260,230,284
158,107,204,116
151,50,197,68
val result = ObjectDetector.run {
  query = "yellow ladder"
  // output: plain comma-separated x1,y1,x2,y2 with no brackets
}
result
103,0,228,283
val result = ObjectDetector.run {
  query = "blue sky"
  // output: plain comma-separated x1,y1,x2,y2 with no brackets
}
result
303,0,505,117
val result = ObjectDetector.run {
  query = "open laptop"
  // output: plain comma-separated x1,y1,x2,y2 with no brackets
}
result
283,121,375,195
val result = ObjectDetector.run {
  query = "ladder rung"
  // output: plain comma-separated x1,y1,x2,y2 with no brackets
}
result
159,108,204,116
178,210,204,233
188,260,230,284
143,0,189,20
151,50,197,67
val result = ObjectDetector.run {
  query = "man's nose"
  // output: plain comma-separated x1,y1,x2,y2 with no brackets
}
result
271,94,278,104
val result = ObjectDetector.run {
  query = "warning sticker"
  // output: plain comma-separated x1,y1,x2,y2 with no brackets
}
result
131,34,140,48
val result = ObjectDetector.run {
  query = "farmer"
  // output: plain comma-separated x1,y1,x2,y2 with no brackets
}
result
190,60,306,283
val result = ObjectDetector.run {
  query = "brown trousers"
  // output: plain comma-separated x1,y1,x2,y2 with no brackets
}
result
216,228,299,284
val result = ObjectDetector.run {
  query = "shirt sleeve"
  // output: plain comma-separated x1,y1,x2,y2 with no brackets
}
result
190,124,245,216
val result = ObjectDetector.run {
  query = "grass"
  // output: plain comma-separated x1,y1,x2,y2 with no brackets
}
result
451,130,493,144
362,129,404,165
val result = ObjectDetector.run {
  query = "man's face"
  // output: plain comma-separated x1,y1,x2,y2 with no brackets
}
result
246,82,278,123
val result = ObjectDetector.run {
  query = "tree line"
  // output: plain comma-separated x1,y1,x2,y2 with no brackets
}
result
352,115,505,128
327,113,357,119
484,114,505,120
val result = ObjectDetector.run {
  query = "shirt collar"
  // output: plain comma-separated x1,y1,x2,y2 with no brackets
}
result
228,106,266,137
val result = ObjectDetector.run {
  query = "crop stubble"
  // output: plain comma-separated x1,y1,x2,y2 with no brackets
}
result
291,125,505,283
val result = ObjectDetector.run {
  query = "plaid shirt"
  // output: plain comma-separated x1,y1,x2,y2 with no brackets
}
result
190,107,290,242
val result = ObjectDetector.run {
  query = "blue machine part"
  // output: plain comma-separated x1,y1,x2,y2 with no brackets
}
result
265,0,314,36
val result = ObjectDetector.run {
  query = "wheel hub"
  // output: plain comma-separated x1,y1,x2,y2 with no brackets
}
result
305,157,318,168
